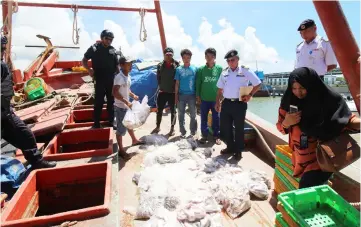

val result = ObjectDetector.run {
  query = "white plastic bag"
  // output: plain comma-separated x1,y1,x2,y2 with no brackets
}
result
122,95,150,129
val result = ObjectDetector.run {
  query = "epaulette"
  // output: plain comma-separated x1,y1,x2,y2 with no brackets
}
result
91,43,99,52
296,41,303,47
320,37,329,42
241,65,249,70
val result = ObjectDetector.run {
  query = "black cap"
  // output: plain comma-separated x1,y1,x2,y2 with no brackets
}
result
163,47,174,55
298,19,316,31
119,55,135,64
100,29,114,39
224,49,238,59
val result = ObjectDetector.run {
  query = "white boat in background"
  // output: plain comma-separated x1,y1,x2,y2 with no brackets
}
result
342,94,358,112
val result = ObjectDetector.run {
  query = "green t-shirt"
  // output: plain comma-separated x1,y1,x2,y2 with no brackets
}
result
196,64,223,101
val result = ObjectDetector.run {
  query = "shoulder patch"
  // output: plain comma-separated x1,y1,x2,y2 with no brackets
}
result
320,37,329,42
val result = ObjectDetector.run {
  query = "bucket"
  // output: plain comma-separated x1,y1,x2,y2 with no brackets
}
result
24,77,47,101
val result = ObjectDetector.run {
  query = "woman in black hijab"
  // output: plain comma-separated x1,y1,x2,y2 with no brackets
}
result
276,67,360,188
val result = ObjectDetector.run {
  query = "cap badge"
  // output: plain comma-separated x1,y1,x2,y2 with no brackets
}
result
301,25,305,29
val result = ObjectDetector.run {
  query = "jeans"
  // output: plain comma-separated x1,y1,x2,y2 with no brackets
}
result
200,101,219,138
178,94,197,135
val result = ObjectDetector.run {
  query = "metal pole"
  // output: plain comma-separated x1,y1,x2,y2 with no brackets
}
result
313,0,360,114
13,2,156,13
154,0,167,52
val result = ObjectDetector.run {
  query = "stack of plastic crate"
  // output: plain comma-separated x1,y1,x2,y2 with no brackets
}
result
275,185,360,227
274,145,299,194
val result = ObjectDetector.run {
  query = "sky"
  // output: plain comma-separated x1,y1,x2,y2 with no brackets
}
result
1,0,360,73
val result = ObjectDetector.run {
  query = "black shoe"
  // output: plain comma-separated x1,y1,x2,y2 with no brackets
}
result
199,137,207,144
91,124,102,129
234,152,242,160
32,160,57,169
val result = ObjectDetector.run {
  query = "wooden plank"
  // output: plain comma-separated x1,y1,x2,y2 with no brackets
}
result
21,191,39,219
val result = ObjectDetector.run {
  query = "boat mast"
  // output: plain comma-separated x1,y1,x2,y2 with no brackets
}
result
1,0,168,58
313,0,360,114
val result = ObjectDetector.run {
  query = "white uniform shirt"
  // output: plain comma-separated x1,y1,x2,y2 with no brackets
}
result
295,36,337,76
114,71,131,109
216,66,261,99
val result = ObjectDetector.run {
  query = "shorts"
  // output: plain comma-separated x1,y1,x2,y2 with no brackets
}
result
114,106,127,136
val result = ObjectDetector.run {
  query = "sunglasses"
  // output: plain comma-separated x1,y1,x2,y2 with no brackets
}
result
227,58,237,63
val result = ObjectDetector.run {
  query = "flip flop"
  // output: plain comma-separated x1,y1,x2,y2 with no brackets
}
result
132,141,146,146
118,151,131,160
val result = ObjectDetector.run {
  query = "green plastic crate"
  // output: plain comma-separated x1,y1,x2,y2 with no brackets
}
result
275,168,297,191
278,185,360,227
275,213,290,227
275,150,292,165
275,159,300,183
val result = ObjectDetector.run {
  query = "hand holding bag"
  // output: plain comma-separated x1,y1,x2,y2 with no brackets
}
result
316,133,360,172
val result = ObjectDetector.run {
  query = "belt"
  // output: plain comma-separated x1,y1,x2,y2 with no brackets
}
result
224,98,241,102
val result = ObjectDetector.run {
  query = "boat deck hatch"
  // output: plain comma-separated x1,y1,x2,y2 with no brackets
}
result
43,128,113,161
69,109,108,123
0,162,111,227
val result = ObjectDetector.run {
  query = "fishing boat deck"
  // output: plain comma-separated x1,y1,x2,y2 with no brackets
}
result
119,112,278,227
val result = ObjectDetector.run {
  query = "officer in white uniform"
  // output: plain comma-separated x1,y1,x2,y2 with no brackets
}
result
215,49,261,160
295,19,337,81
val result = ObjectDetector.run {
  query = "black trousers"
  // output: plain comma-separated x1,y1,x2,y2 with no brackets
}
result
220,99,247,154
94,78,114,127
156,92,176,127
320,75,324,81
1,109,42,164
299,170,333,189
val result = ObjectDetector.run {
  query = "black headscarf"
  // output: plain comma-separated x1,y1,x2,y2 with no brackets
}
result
280,67,351,141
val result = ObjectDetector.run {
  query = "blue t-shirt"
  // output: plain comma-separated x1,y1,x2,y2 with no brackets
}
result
175,65,197,95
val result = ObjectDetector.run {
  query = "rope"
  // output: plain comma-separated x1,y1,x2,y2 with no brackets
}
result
71,5,80,45
139,8,147,42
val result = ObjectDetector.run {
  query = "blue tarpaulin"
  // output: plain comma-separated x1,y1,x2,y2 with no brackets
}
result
255,70,264,80
1,156,29,189
129,59,159,107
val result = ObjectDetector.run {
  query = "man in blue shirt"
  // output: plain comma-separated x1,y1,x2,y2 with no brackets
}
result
175,49,198,138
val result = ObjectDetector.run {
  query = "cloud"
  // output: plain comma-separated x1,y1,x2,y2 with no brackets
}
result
2,0,293,75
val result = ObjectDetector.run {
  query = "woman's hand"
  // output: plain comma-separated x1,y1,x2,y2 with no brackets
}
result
282,111,301,128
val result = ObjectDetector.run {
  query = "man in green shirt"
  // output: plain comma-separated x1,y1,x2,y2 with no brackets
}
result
196,48,223,144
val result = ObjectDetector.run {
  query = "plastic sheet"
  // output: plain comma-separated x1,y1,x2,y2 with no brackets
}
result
133,142,271,224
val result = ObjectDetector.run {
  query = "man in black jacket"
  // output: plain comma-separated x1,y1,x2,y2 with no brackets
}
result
82,29,119,128
151,47,179,136
1,35,56,169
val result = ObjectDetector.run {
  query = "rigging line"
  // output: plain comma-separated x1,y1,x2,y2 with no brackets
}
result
71,4,80,45
139,8,147,42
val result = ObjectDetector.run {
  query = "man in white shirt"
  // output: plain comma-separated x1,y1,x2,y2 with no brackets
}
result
295,19,337,81
112,56,142,160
